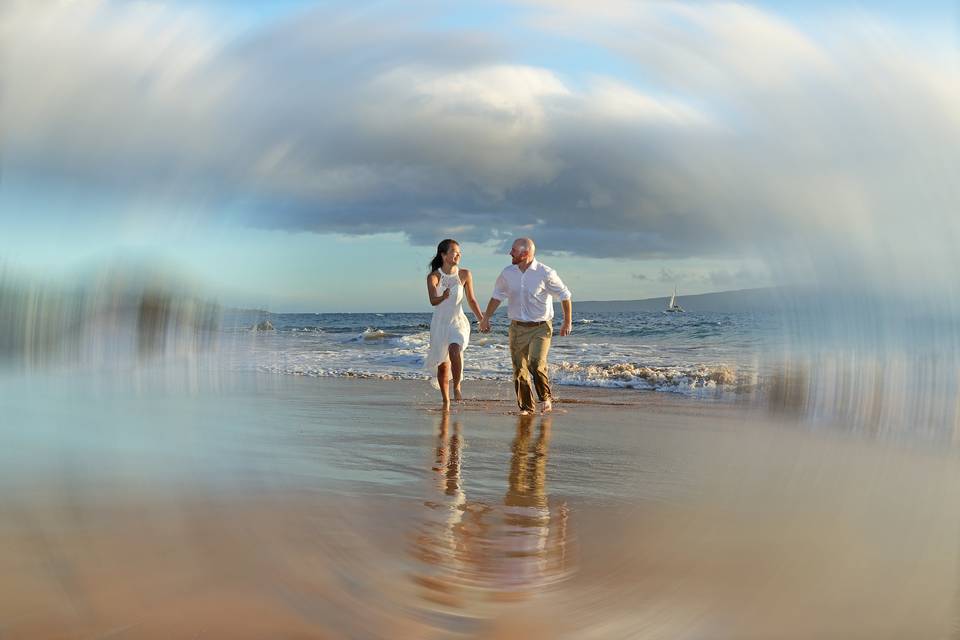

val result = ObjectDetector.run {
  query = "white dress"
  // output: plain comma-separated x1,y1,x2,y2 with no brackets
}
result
425,267,471,389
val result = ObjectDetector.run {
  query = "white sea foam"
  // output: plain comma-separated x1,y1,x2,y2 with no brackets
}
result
390,332,430,348
239,331,745,398
344,328,397,342
552,361,739,395
218,311,771,400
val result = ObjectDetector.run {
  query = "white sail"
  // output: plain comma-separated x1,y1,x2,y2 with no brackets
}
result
666,286,684,312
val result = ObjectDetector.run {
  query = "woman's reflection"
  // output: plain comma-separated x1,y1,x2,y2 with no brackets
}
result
408,413,574,615
409,413,485,609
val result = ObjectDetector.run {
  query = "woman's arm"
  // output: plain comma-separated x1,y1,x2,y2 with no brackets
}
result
427,273,450,306
462,270,484,322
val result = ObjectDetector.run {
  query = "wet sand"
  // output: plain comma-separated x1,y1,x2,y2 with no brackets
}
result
1,372,958,638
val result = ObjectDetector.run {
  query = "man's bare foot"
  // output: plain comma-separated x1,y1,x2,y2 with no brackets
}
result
518,409,534,416
453,385,463,402
539,398,553,414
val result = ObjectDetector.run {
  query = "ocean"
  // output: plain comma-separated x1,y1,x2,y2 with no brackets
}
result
217,307,959,444
222,309,780,396
2,273,958,443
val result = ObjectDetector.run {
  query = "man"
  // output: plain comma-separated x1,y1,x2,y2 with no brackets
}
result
479,238,572,415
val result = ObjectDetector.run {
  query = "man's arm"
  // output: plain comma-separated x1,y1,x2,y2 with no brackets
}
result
543,268,572,336
479,298,501,332
480,271,508,332
559,298,572,336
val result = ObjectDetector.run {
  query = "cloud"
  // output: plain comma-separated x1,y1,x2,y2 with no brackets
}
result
706,266,769,290
3,0,958,292
658,268,681,284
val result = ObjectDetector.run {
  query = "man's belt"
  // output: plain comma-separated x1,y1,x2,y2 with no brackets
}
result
511,320,548,327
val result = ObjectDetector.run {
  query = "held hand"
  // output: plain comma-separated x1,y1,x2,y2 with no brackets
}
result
478,318,491,333
560,321,572,337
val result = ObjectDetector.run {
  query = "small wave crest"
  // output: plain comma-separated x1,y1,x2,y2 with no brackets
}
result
251,320,275,332
553,361,738,394
345,328,397,343
389,331,429,348
257,364,424,380
291,326,324,333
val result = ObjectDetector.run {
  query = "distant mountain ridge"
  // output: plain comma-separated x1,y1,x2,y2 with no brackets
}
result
567,287,785,313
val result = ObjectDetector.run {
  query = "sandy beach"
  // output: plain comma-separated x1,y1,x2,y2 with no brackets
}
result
1,372,958,638
6,0,958,636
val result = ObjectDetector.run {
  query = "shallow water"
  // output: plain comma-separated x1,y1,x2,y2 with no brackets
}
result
222,309,777,396
1,371,958,638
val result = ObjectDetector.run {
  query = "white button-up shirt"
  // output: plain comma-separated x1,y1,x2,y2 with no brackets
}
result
491,259,572,322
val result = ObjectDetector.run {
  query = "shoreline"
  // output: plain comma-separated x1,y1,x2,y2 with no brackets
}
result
287,374,746,412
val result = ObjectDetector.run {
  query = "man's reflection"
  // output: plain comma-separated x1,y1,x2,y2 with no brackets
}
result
498,414,571,598
408,413,573,614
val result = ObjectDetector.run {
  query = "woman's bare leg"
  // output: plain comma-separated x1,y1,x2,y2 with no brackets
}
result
437,362,450,410
448,343,463,401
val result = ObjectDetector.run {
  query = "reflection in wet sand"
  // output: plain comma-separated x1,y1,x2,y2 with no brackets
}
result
408,414,575,620
500,415,571,598
4,372,960,638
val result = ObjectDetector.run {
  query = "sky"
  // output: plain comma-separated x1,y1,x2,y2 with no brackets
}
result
0,0,958,311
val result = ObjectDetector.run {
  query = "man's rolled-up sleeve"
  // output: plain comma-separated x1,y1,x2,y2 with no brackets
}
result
544,269,571,301
491,272,509,301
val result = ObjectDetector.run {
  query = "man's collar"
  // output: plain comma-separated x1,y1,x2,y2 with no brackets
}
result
509,258,538,271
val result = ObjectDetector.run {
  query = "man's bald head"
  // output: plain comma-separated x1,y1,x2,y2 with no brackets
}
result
513,237,536,254
510,237,536,266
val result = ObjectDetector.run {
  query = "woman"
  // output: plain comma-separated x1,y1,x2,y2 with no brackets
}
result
425,239,484,410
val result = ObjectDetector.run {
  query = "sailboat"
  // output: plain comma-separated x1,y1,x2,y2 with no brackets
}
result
666,287,684,313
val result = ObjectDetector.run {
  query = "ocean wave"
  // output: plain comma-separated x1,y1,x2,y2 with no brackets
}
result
257,364,422,380
313,323,429,334
222,310,773,400
344,328,398,343
252,356,745,398
552,361,739,394
388,331,430,348
255,362,508,383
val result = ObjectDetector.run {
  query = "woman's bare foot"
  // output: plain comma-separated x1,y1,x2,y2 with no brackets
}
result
453,385,463,402
441,399,451,411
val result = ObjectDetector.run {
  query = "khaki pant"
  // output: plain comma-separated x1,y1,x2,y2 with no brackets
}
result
508,321,553,412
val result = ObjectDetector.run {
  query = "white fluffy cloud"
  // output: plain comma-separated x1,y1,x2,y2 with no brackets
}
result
2,0,958,291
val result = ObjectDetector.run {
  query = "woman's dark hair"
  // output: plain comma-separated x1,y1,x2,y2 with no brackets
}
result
429,239,458,272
